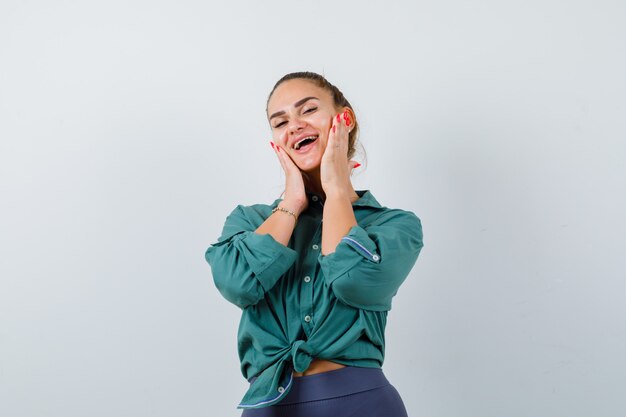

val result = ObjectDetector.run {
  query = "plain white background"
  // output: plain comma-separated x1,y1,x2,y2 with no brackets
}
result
1,1,625,416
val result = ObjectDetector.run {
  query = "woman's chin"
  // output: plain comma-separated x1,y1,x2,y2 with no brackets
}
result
297,159,320,172
294,152,321,172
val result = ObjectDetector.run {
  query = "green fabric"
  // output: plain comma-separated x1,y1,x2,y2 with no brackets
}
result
204,189,424,409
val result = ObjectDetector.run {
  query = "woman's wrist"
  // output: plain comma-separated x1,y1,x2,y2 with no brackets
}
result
272,205,298,222
280,199,305,217
324,187,358,204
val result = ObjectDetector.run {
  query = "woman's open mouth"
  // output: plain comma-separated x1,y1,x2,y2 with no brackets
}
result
293,135,318,154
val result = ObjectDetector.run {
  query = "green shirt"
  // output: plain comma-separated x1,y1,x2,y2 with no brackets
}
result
204,189,424,409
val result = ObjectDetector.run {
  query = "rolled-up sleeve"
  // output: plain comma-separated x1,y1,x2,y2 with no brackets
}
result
205,205,298,309
318,210,424,311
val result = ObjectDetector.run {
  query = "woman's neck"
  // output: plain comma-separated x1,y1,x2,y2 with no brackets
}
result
304,170,359,204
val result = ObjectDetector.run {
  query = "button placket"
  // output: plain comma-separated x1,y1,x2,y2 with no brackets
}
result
300,222,321,334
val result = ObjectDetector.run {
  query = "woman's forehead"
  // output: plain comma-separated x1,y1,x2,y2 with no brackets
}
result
268,79,331,112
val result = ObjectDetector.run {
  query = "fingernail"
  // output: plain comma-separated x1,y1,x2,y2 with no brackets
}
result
332,125,336,133
343,111,348,120
353,162,361,168
277,146,281,152
336,114,340,122
270,141,275,149
346,117,351,126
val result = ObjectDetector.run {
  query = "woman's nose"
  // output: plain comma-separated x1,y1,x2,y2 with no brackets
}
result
287,118,306,135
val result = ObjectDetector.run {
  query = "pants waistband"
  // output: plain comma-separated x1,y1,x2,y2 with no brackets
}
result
250,366,390,405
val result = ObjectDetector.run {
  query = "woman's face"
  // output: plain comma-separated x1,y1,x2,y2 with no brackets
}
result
267,78,339,172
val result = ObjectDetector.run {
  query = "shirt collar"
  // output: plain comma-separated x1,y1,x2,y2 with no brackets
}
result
305,189,382,209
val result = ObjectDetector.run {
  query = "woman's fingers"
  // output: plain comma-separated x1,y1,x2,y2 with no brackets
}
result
327,111,349,154
271,137,306,207
271,140,289,173
272,134,295,171
339,110,351,150
276,143,299,175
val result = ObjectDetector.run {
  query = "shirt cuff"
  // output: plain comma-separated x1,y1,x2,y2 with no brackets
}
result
238,231,298,291
318,225,381,284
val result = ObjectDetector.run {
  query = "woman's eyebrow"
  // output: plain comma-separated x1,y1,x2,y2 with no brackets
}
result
269,96,319,120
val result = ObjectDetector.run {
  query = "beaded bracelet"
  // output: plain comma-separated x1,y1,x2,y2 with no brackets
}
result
272,205,298,221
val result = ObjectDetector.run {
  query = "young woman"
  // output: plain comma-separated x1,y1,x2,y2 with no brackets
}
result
205,72,424,416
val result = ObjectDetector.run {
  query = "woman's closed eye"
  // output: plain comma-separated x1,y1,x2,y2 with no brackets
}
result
272,107,317,128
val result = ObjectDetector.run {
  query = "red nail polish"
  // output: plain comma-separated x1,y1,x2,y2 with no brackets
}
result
270,141,275,149
336,114,340,122
346,118,351,126
343,111,348,120
353,162,361,168
333,125,336,133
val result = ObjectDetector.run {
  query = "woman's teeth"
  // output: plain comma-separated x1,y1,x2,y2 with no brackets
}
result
295,136,318,151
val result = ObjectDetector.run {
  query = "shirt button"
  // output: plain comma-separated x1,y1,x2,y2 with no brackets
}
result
372,254,380,261
278,386,285,393
312,244,319,250
312,195,318,201
303,276,311,283
304,315,311,323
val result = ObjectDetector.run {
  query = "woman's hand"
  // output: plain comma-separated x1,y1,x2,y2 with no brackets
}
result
320,111,359,197
271,139,309,216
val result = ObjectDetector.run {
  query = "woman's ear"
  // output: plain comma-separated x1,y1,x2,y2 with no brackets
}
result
341,107,355,126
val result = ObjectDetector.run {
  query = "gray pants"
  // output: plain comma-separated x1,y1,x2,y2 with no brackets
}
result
241,366,409,417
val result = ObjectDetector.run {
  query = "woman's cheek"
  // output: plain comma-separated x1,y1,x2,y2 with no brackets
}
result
278,129,289,147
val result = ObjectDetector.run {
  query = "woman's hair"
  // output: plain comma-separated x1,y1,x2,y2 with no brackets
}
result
267,71,366,163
